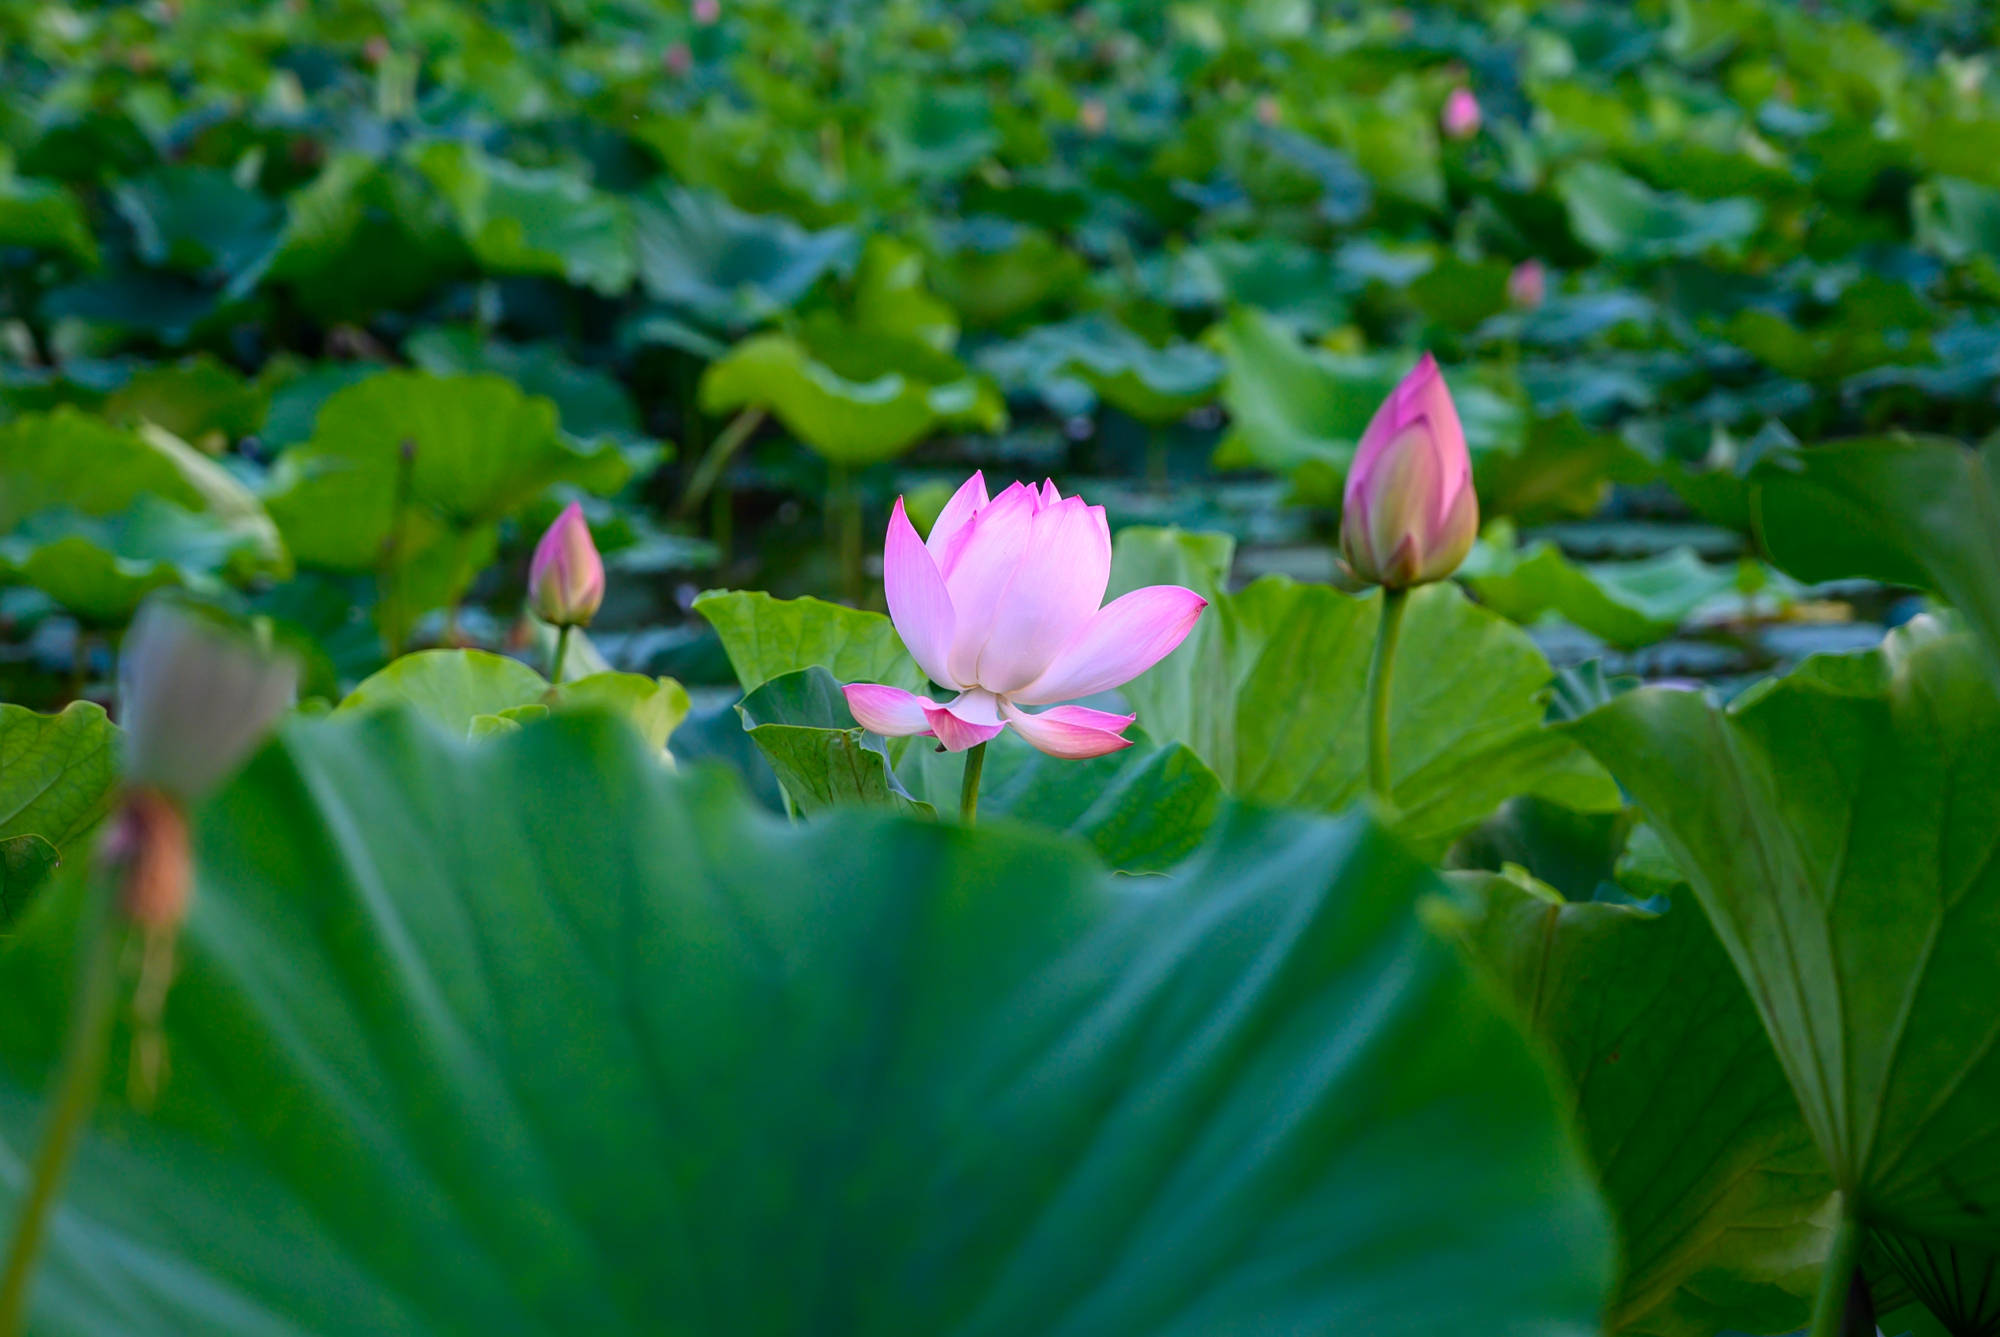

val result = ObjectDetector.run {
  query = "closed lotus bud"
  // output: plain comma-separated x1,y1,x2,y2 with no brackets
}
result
663,41,692,76
1340,353,1479,590
529,502,605,629
109,789,191,932
1442,87,1482,139
692,0,719,23
1507,259,1547,310
120,600,301,804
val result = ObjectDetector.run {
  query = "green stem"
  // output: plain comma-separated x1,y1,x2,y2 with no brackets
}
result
0,876,122,1335
959,741,987,824
676,406,765,521
549,624,573,686
1365,586,1409,805
1807,1200,1863,1337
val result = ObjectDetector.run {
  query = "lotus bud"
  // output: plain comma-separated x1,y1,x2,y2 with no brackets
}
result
663,41,692,76
692,0,719,23
1507,259,1547,310
119,600,301,805
1079,98,1107,135
529,502,605,629
1255,94,1282,127
1442,87,1482,139
1340,354,1479,590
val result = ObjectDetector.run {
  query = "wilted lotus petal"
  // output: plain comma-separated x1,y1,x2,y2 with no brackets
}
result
529,501,606,629
843,474,1206,758
120,600,301,803
1339,353,1479,590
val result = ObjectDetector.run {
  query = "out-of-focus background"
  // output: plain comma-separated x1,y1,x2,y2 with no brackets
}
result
3,0,1997,710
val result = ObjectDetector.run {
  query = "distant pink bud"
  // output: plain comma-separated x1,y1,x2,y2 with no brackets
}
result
663,41,692,76
691,0,719,23
1442,87,1482,139
1254,94,1282,127
529,502,605,628
1340,354,1479,590
1507,259,1547,310
1078,98,1107,135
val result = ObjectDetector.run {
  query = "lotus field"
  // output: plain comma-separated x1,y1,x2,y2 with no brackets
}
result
7,1,2000,1334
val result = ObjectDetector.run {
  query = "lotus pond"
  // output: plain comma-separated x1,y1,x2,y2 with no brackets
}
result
3,1,2000,1334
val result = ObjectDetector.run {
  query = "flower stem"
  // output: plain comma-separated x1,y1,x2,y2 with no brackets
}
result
1365,586,1409,805
960,741,987,824
0,876,123,1335
549,624,573,686
676,405,765,521
1807,1199,1863,1337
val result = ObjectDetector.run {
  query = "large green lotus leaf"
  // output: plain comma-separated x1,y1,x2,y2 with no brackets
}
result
263,370,627,575
0,173,98,266
1474,415,1643,524
1567,627,2000,1245
0,709,1613,1335
882,81,1001,179
736,667,933,817
100,355,269,447
410,142,634,295
0,410,281,560
110,165,283,281
1556,163,1763,262
1913,176,2000,266
1457,873,1835,1337
1751,436,2000,677
1113,528,1620,857
699,332,1003,464
694,589,928,695
631,183,857,330
982,317,1221,425
0,499,263,623
339,649,685,751
0,702,118,848
1462,534,1743,649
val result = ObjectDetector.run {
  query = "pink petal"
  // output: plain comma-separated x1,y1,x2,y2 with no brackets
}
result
1038,478,1062,509
973,498,1112,695
843,683,934,736
943,482,1039,685
884,497,960,690
925,471,989,571
1000,701,1136,759
922,689,1007,752
1011,585,1208,706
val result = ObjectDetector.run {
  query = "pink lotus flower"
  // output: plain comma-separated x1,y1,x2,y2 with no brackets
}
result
1507,259,1546,310
691,0,719,23
1441,87,1482,139
529,501,605,628
1340,354,1478,589
843,475,1207,758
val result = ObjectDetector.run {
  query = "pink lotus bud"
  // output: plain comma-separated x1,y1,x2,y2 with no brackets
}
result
529,502,605,628
663,41,692,76
841,475,1206,758
1507,259,1547,310
691,0,719,23
1078,98,1107,135
1441,87,1482,139
119,599,300,804
1340,354,1479,590
1254,94,1282,127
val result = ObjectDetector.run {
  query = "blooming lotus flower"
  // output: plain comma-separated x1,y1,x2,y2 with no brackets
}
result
843,475,1207,758
529,502,605,629
1507,259,1546,310
1340,354,1478,589
1441,87,1482,139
